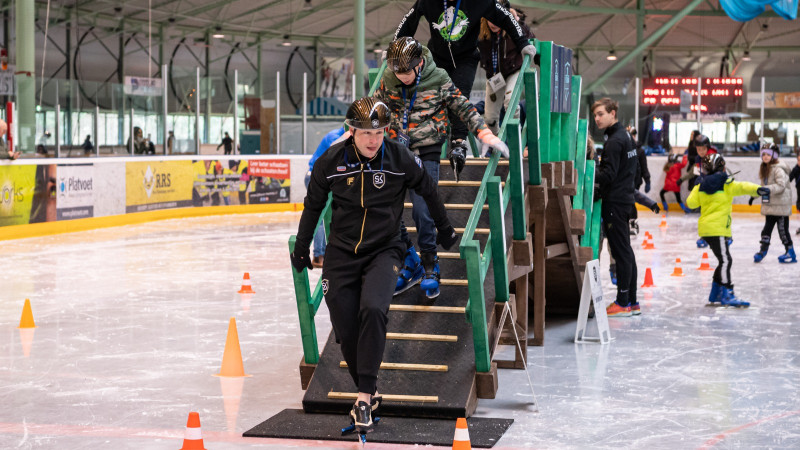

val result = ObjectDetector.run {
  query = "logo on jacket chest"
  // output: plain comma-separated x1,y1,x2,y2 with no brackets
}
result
373,172,386,189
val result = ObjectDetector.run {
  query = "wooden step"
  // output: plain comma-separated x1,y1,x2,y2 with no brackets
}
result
390,305,466,314
404,202,488,210
386,332,458,342
328,392,439,403
438,252,461,259
406,226,490,234
439,159,509,166
340,361,448,372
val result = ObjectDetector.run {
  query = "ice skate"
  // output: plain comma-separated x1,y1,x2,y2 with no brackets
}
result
707,282,723,306
395,246,424,295
609,265,617,286
342,406,380,446
753,246,768,263
696,238,708,248
420,253,440,299
778,247,797,264
719,286,749,308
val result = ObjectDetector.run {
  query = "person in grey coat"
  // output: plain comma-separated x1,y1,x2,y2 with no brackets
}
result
753,143,795,263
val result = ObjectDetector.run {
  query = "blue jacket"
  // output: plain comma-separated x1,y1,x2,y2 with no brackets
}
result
308,127,346,171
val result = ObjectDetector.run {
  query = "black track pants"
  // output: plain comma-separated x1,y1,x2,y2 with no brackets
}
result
602,202,638,306
659,189,682,206
321,242,404,395
760,215,793,249
706,236,733,289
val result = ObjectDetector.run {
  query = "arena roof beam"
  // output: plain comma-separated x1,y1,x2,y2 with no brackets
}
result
583,0,705,93
511,0,780,17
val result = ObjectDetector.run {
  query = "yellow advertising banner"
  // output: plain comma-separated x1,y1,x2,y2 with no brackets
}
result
1,165,57,227
125,161,194,213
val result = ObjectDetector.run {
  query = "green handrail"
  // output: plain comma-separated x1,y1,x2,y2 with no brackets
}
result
290,61,387,365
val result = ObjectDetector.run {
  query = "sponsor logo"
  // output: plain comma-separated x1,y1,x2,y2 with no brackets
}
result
1,183,24,205
58,176,93,199
142,165,172,198
322,279,329,296
373,172,385,189
372,119,380,128
337,165,347,172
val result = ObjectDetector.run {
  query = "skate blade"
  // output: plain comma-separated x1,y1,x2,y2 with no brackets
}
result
393,278,423,296
424,289,440,299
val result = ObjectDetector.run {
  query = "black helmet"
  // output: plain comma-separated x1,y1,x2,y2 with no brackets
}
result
703,153,726,174
694,134,711,148
345,97,391,130
386,37,423,73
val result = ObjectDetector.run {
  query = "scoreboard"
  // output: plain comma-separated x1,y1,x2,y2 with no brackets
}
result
641,77,744,113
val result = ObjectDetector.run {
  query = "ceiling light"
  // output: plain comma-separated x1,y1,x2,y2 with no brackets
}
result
372,43,382,53
303,0,313,11
742,51,751,61
212,26,224,39
606,50,617,61
282,35,292,47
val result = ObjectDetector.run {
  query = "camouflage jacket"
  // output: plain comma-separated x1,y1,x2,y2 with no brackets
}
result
374,46,486,159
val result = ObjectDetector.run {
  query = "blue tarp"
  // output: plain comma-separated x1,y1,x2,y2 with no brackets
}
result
720,0,798,21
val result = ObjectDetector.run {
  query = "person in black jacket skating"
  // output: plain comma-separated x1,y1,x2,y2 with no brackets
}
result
593,98,638,317
395,0,536,146
290,97,457,434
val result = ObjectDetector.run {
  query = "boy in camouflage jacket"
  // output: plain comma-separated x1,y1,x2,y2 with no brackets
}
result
374,37,507,298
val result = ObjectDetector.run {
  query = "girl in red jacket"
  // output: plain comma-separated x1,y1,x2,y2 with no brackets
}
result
660,153,691,213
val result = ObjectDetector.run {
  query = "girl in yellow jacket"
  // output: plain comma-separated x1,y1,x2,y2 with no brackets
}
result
686,154,767,307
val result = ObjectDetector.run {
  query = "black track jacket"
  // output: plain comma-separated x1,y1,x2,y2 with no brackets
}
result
297,137,450,255
596,122,636,205
395,0,529,63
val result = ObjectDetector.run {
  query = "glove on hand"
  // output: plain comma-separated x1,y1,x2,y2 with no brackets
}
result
436,225,459,250
448,141,467,182
645,182,651,193
650,202,660,214
756,187,770,196
290,243,313,272
477,129,509,158
521,44,537,60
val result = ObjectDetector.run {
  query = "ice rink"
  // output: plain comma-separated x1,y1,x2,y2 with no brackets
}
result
1,211,799,449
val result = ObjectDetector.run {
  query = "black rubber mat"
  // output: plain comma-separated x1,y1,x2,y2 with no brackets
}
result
243,409,513,448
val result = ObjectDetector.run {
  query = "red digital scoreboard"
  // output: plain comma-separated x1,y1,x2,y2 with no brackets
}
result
641,77,744,113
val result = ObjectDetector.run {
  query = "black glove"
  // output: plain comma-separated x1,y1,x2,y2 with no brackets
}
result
290,243,313,272
650,202,660,214
756,187,770,196
436,225,458,250
448,141,467,182
748,196,755,206
645,182,651,193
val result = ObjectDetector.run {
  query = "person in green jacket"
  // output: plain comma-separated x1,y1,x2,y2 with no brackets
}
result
375,37,508,299
686,154,768,307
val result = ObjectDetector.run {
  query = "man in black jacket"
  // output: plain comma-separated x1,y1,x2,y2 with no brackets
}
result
395,0,536,145
593,98,638,317
290,97,457,433
628,127,651,235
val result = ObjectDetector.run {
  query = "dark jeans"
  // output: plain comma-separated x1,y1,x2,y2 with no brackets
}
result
322,242,404,395
400,159,440,255
602,202,638,307
761,215,793,249
706,236,733,289
433,50,480,142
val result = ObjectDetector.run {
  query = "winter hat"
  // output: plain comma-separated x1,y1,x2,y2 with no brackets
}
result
760,142,779,159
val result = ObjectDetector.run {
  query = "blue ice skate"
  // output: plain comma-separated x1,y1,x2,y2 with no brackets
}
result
753,247,768,263
609,265,617,286
395,246,424,295
680,202,692,214
696,238,708,248
420,253,440,299
707,282,723,305
719,286,749,308
778,247,797,263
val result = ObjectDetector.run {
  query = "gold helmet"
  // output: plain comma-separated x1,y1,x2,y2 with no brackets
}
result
345,97,391,130
386,37,423,73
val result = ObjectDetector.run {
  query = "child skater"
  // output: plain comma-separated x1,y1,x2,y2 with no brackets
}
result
686,154,767,307
661,153,690,213
753,143,796,263
789,151,800,236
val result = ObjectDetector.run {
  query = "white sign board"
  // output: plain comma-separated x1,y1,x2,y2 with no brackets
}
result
0,66,16,96
124,76,163,97
575,259,611,344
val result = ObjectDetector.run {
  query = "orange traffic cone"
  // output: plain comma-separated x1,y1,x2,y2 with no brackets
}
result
18,299,36,329
659,215,668,228
641,268,656,287
179,412,206,450
643,237,655,250
452,417,471,450
214,317,251,378
670,258,684,277
237,272,255,294
641,236,650,248
698,252,713,270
